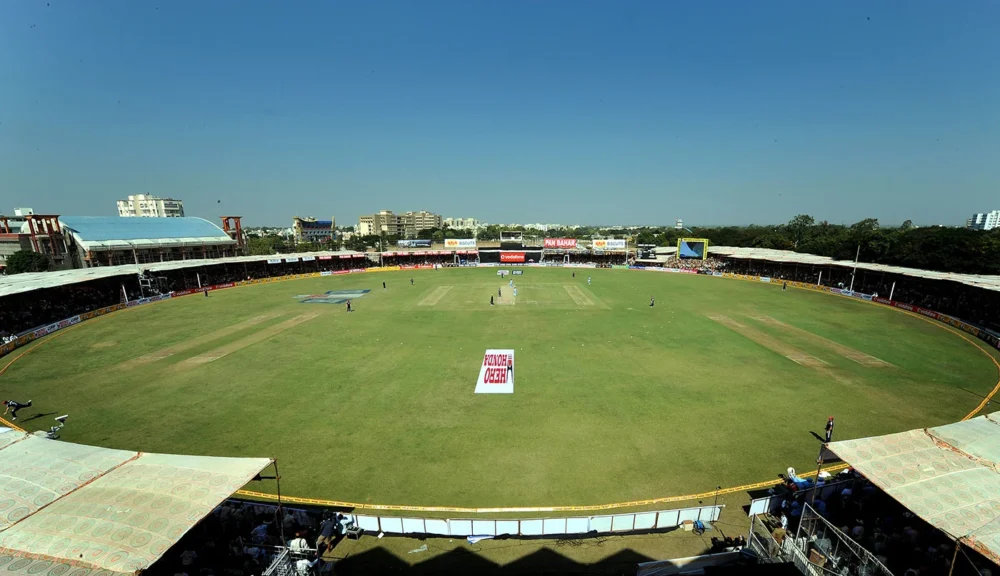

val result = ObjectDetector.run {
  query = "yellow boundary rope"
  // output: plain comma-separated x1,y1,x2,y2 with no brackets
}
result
0,270,997,513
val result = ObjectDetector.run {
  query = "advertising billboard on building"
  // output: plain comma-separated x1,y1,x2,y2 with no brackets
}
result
500,252,525,263
444,238,477,249
397,239,432,248
592,239,626,250
544,238,577,249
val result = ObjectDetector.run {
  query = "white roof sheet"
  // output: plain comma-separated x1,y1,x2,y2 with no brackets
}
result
827,412,1000,564
0,250,368,298
0,434,270,575
708,246,1000,293
59,216,236,252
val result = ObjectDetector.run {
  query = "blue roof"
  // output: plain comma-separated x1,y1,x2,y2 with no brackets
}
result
59,216,230,241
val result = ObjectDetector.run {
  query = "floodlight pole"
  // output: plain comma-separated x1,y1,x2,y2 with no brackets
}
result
848,244,860,292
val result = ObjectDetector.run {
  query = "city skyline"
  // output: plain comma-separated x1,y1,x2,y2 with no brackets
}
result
2,1,998,227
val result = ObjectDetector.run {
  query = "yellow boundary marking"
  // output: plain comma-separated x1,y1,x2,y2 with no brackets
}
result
0,269,997,513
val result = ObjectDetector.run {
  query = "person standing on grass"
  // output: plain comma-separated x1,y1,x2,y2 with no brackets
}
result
782,281,787,291
346,300,352,313
382,281,386,290
825,416,835,442
490,295,494,306
587,276,591,285
498,287,502,298
410,278,413,285
649,296,654,308
2,399,31,421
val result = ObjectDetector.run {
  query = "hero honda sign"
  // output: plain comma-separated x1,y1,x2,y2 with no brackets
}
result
475,349,514,394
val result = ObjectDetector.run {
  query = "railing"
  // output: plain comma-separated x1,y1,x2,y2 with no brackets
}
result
354,504,722,538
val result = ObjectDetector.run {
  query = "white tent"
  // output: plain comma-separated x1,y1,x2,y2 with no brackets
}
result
0,432,271,574
827,412,1000,565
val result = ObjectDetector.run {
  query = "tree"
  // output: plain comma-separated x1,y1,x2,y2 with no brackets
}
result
247,237,280,256
5,250,50,274
786,214,815,248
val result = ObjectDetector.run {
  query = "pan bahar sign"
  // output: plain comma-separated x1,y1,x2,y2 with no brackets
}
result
475,349,514,394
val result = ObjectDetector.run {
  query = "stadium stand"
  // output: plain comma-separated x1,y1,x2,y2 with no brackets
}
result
60,215,238,267
750,413,1000,575
0,429,271,575
4,245,1000,354
3,247,1000,575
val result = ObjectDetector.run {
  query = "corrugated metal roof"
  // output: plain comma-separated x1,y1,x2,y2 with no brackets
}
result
827,412,1000,565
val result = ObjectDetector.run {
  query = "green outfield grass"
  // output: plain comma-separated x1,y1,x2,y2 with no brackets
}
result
2,268,997,508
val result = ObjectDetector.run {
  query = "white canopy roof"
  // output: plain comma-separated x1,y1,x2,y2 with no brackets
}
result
827,412,1000,565
0,250,369,298
0,432,271,575
708,246,1000,293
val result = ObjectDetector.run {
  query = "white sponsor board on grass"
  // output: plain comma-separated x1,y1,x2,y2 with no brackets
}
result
475,349,514,394
497,269,509,276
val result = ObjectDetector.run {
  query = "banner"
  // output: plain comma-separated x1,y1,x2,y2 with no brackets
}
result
475,349,514,394
500,252,525,263
828,288,874,302
301,256,316,262
512,270,523,275
592,239,626,250
267,259,282,264
320,270,333,276
319,255,333,260
398,239,432,248
285,257,299,263
444,238,477,249
544,238,577,249
497,270,509,276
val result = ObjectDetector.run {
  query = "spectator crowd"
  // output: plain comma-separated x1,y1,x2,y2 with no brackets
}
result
769,468,994,576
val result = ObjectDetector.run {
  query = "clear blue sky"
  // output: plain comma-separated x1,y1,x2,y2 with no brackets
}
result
1,1,997,227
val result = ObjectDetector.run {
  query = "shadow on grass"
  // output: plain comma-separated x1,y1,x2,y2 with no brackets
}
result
18,411,57,423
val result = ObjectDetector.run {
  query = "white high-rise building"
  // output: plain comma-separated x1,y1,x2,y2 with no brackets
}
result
117,194,185,218
443,217,481,230
967,211,1000,231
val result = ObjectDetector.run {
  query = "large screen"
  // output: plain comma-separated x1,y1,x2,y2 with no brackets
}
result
677,238,709,260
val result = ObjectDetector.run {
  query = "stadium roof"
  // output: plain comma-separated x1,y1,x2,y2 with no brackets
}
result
0,429,271,574
0,250,368,298
60,216,236,251
827,412,1000,565
708,246,1000,293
